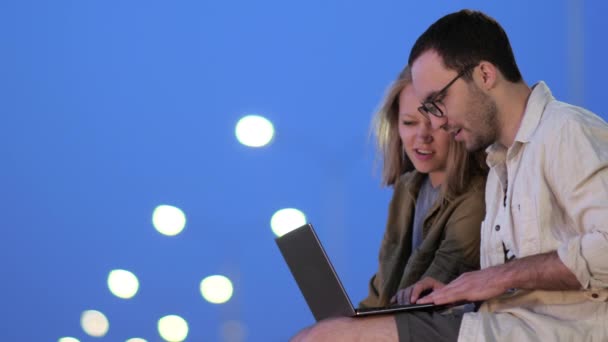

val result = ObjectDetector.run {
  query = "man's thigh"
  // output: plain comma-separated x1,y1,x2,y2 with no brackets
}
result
394,310,463,342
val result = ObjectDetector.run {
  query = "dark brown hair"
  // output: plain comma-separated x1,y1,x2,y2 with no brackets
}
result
409,9,522,83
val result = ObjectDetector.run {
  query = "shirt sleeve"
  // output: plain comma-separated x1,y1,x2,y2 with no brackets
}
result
549,115,608,289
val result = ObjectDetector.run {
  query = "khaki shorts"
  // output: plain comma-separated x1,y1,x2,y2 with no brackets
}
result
394,310,464,342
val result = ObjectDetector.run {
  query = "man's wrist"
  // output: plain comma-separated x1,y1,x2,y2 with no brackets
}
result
493,260,523,291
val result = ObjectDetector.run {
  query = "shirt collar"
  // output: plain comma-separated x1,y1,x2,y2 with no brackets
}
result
485,143,507,168
485,81,554,167
514,81,554,144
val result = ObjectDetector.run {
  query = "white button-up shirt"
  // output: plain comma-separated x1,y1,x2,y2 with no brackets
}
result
458,82,608,341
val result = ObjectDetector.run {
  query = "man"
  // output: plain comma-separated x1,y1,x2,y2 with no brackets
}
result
291,9,608,341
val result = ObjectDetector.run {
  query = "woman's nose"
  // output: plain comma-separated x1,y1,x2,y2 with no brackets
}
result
417,122,433,141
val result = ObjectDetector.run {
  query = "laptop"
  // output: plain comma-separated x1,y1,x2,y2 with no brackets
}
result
275,223,443,322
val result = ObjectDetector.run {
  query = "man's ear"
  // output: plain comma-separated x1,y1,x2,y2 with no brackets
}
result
476,61,498,90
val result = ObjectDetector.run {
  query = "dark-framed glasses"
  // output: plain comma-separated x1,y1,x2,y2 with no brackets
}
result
418,64,477,118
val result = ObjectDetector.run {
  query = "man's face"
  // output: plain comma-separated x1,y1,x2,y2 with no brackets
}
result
411,50,498,151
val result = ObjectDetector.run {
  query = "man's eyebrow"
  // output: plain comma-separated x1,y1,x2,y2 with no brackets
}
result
423,90,440,103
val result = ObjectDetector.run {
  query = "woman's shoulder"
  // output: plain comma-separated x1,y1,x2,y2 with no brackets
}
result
388,171,425,204
451,174,487,207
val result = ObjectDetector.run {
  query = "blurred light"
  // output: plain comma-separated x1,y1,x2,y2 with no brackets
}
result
270,208,307,237
58,338,79,342
235,115,274,147
108,269,139,299
158,315,189,342
152,205,186,236
126,338,147,342
81,310,109,337
220,320,247,342
200,275,234,304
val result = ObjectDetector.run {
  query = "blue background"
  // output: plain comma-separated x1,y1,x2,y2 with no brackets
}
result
1,0,607,341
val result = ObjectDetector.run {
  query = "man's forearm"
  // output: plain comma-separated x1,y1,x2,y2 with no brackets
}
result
417,251,585,305
499,251,582,291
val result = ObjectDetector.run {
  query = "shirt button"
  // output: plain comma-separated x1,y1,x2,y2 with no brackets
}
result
495,225,501,231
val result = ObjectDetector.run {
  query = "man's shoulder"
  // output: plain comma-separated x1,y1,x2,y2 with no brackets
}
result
543,100,606,128
535,100,608,140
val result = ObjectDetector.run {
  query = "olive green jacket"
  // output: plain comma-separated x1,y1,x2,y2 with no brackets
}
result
359,171,486,307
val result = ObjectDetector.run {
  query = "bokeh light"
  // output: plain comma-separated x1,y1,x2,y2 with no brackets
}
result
235,115,274,147
152,205,186,236
126,338,147,342
158,315,189,342
200,275,234,304
270,208,307,237
220,320,247,342
81,310,109,337
58,338,79,342
108,269,140,299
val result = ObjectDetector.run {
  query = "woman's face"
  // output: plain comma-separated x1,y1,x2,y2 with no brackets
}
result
398,84,450,183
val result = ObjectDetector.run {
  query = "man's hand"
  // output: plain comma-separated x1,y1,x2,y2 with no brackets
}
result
390,277,445,305
416,267,509,305
391,286,414,305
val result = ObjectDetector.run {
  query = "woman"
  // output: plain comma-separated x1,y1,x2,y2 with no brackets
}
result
359,66,487,308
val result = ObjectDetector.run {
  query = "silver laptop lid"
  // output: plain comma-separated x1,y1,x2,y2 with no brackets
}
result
275,223,356,321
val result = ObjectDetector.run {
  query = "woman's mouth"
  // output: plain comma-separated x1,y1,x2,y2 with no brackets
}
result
414,149,435,160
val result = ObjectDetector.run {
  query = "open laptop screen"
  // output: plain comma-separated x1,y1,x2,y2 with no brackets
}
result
275,223,356,321
275,224,441,322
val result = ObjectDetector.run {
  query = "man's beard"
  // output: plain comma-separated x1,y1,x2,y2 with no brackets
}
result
464,85,499,152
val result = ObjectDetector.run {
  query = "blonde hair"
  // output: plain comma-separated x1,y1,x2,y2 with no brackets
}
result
372,65,487,199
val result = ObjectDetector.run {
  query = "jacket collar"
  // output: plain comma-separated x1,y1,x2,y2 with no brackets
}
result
399,170,443,223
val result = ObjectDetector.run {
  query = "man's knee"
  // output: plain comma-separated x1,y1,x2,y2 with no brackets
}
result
291,317,358,342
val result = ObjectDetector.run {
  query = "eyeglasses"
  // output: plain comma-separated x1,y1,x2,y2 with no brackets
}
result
418,65,477,118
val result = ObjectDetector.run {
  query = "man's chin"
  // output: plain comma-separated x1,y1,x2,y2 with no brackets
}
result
465,137,492,152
